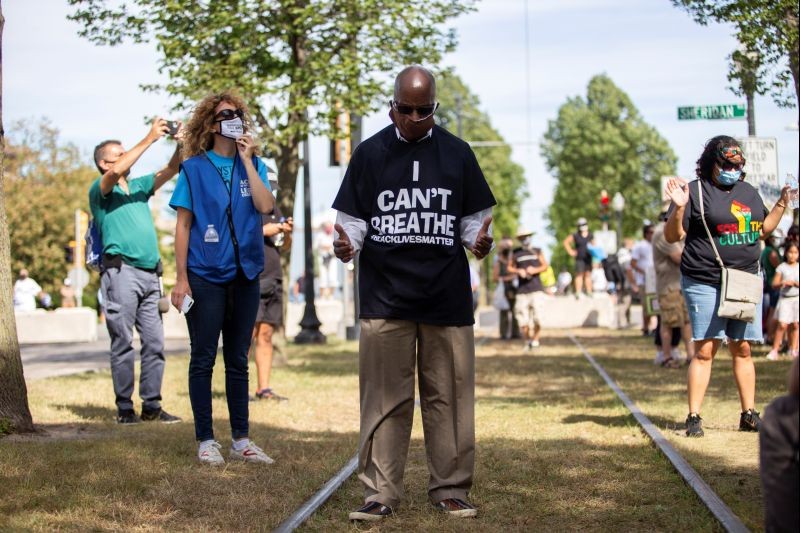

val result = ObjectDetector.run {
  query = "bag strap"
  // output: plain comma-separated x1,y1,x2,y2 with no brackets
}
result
697,180,761,274
697,181,726,269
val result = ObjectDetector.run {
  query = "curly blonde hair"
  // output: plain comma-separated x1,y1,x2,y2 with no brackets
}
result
182,90,258,158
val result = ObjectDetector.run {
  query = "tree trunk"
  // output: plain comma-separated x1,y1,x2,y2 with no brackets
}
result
0,0,35,434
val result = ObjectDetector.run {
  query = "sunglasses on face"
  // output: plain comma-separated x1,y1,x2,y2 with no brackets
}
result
215,108,244,121
720,161,745,171
390,100,439,118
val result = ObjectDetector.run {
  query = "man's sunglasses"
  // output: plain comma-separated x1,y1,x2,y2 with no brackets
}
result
390,100,439,118
215,108,244,121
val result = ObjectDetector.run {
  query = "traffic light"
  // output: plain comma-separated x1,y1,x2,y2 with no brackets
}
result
599,189,610,223
64,241,75,263
329,109,351,166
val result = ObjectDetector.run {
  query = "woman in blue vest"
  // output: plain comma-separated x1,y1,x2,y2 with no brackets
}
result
170,91,275,465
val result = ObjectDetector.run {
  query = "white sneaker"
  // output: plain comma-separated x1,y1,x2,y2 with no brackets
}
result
229,440,274,464
531,339,540,347
198,440,225,466
766,349,780,361
670,347,683,363
653,350,664,366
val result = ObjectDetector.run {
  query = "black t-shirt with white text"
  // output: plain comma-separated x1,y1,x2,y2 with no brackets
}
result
678,178,767,286
332,125,496,326
513,247,544,294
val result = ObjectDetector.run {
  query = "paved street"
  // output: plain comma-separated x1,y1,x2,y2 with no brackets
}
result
20,334,190,381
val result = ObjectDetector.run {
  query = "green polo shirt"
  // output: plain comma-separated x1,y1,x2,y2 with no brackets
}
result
88,173,160,270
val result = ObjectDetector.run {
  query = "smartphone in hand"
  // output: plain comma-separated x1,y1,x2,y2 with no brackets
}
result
181,294,194,314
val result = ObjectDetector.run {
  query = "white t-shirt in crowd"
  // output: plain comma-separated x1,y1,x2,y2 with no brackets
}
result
631,240,653,287
13,277,42,312
776,261,799,298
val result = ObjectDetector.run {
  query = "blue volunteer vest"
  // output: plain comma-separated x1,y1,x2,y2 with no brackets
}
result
181,153,264,284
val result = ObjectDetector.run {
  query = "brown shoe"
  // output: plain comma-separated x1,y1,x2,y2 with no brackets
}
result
349,501,392,522
434,498,478,518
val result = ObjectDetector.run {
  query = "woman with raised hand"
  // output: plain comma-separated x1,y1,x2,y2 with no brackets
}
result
169,90,275,465
664,135,791,438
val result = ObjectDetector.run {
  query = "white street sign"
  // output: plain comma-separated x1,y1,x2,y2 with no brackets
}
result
68,267,90,290
738,137,779,206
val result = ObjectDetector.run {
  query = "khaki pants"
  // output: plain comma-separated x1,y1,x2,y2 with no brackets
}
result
358,319,475,508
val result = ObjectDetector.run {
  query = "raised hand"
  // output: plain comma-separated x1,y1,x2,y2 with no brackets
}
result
471,216,493,259
333,223,355,263
665,177,689,208
236,134,257,158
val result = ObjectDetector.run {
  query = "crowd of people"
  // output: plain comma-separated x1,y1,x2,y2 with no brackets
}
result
8,66,797,527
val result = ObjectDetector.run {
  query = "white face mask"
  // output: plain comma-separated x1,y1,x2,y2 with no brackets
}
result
218,117,244,139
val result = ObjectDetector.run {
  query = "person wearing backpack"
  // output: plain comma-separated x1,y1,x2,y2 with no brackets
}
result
89,118,183,425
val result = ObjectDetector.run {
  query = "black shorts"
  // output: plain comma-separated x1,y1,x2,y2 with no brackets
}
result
575,257,592,273
255,278,283,326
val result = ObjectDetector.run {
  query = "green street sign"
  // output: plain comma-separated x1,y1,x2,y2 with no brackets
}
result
678,104,746,120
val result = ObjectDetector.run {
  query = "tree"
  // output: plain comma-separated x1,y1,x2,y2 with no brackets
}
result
67,0,476,223
672,0,799,109
0,0,35,435
435,72,528,242
3,120,98,301
540,74,677,271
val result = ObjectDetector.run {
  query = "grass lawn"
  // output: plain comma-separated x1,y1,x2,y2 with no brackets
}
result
1,328,790,531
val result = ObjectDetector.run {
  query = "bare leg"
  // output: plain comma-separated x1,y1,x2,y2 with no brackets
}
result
574,273,584,295
660,320,673,360
583,272,593,294
772,322,787,353
729,340,756,412
790,323,799,353
533,322,541,343
252,322,275,392
682,322,695,360
688,339,721,413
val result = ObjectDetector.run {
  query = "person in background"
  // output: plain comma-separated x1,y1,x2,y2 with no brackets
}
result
651,209,694,368
251,177,293,401
90,118,183,425
13,269,44,312
315,221,338,299
759,356,799,533
510,228,547,351
761,229,783,345
766,241,799,360
170,90,276,465
664,135,791,437
556,267,572,296
563,217,593,297
631,222,656,335
59,278,77,308
492,236,518,339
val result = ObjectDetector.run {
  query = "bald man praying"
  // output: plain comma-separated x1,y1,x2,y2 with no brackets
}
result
332,65,496,522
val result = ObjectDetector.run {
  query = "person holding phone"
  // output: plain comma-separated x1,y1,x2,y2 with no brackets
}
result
169,90,276,466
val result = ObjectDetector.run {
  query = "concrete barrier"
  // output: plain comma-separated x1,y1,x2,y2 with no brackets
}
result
15,308,98,344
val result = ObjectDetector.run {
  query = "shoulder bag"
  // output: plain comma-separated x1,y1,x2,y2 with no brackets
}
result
697,181,762,322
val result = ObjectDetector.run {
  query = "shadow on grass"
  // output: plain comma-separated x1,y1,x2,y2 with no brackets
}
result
58,404,116,422
561,413,636,428
285,349,358,377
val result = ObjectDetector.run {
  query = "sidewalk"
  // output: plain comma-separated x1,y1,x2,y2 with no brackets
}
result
20,332,189,381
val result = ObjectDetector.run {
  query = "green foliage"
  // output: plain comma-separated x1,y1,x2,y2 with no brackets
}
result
67,0,476,220
0,418,13,436
3,119,99,301
435,72,528,242
672,0,799,109
541,75,677,271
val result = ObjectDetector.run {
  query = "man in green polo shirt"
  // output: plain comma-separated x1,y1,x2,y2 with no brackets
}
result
89,117,182,425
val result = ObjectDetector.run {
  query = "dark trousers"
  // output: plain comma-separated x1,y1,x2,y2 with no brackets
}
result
185,271,259,442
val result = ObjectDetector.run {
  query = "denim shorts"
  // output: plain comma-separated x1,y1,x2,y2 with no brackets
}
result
680,275,763,342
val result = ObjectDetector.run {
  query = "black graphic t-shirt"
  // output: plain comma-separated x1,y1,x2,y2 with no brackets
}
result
679,179,767,286
513,247,544,294
332,125,496,326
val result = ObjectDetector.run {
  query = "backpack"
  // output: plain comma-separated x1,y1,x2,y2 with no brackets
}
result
85,219,104,272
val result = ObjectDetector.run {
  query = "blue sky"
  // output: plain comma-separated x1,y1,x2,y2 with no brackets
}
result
5,0,799,264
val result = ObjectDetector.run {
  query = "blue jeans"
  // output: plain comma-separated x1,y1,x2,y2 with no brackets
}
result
186,271,259,442
681,274,763,342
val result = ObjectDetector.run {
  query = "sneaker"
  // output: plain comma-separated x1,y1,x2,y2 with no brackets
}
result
141,408,182,424
739,409,762,432
531,339,540,347
198,440,225,466
255,388,289,402
653,350,665,366
117,409,141,425
670,347,684,364
229,440,274,464
792,350,799,359
766,349,780,361
434,498,478,518
685,413,704,437
349,501,393,522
